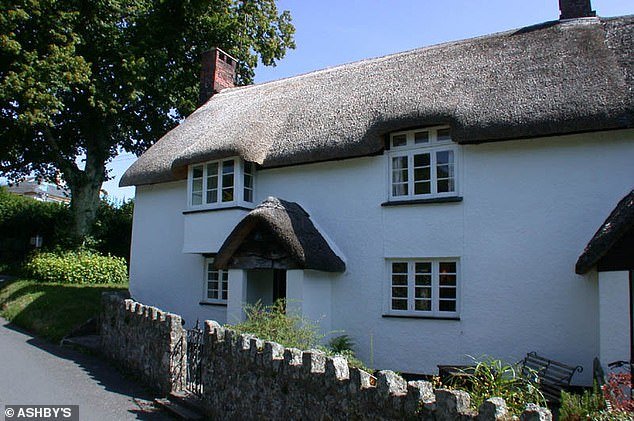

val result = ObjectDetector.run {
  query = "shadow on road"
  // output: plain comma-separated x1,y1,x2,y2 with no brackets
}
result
2,320,174,420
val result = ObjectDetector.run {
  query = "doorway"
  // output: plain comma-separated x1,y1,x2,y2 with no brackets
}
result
246,269,287,308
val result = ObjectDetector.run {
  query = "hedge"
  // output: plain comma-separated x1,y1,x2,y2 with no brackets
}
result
24,250,128,284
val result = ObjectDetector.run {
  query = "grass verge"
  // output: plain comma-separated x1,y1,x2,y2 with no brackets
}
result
0,278,128,342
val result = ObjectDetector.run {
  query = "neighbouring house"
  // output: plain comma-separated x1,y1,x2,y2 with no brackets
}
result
4,177,70,204
120,0,633,384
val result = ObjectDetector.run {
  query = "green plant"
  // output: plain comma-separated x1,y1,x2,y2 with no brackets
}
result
24,250,128,284
559,384,607,420
230,299,322,350
329,334,355,353
447,356,546,416
322,334,372,373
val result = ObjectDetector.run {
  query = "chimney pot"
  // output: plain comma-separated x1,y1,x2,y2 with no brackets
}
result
199,47,237,105
559,0,596,20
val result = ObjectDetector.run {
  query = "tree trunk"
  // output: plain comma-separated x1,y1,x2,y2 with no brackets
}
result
69,177,102,241
67,141,108,243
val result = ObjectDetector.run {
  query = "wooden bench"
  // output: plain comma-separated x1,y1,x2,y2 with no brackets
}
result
521,352,583,404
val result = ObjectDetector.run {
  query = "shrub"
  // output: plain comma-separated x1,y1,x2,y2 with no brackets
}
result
559,385,607,420
24,250,128,284
230,299,322,350
324,334,372,372
446,356,546,416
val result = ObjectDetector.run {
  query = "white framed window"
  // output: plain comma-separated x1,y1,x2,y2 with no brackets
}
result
188,158,255,209
388,126,458,200
387,259,459,317
203,258,228,304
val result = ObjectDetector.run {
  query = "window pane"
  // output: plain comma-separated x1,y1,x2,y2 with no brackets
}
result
244,189,253,202
392,287,408,298
392,134,406,147
439,300,456,312
222,174,234,189
436,150,454,165
415,274,431,286
222,160,234,174
222,271,228,281
415,262,431,273
440,275,456,286
392,274,408,286
415,300,431,311
192,165,203,178
437,128,451,142
206,189,218,203
222,188,234,202
244,174,253,188
192,192,202,205
414,167,430,182
437,179,455,193
414,182,431,195
414,131,429,144
439,262,456,273
415,287,431,298
244,161,253,174
208,289,218,299
439,287,456,299
392,262,408,273
392,184,408,196
413,153,430,167
221,290,228,300
436,165,454,179
392,156,408,170
192,179,202,192
392,299,407,310
206,162,218,177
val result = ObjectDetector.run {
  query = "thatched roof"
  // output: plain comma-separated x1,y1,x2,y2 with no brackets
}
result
576,190,634,274
121,16,634,187
214,197,346,272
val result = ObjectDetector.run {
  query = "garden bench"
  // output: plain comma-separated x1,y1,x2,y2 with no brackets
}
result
521,351,583,404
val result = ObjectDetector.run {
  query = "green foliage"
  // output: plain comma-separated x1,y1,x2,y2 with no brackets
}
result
0,186,71,262
323,334,372,372
92,199,134,261
559,385,608,421
1,0,295,239
329,334,355,353
447,356,546,416
230,299,322,350
24,250,128,284
0,188,133,266
0,278,128,342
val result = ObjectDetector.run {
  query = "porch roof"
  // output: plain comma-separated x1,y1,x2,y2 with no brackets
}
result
576,189,634,274
214,197,345,273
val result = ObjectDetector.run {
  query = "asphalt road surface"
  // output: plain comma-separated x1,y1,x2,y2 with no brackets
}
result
0,317,173,420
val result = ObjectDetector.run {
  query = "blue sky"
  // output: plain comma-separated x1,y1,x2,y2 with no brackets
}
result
102,0,633,201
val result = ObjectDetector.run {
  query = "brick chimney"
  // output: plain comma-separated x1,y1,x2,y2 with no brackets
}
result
199,47,237,105
559,0,596,20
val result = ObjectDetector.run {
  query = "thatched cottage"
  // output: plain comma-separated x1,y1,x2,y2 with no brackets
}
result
121,0,633,383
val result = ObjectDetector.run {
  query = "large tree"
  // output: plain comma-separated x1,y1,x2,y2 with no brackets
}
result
0,0,294,240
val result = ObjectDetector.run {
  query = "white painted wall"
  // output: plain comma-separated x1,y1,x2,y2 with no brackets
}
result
129,129,634,385
598,271,631,369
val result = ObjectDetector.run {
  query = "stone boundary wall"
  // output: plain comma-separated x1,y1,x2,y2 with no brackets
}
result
100,293,186,394
101,295,552,420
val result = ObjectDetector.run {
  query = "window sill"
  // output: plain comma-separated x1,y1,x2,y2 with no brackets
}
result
183,205,254,215
381,196,463,207
382,313,460,321
199,301,228,307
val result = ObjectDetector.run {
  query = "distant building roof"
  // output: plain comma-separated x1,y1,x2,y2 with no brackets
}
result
122,15,634,187
5,178,70,204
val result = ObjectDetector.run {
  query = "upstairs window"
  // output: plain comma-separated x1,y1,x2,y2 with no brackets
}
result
388,127,457,200
188,158,255,208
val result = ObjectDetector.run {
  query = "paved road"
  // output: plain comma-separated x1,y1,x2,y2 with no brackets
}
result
0,318,173,420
